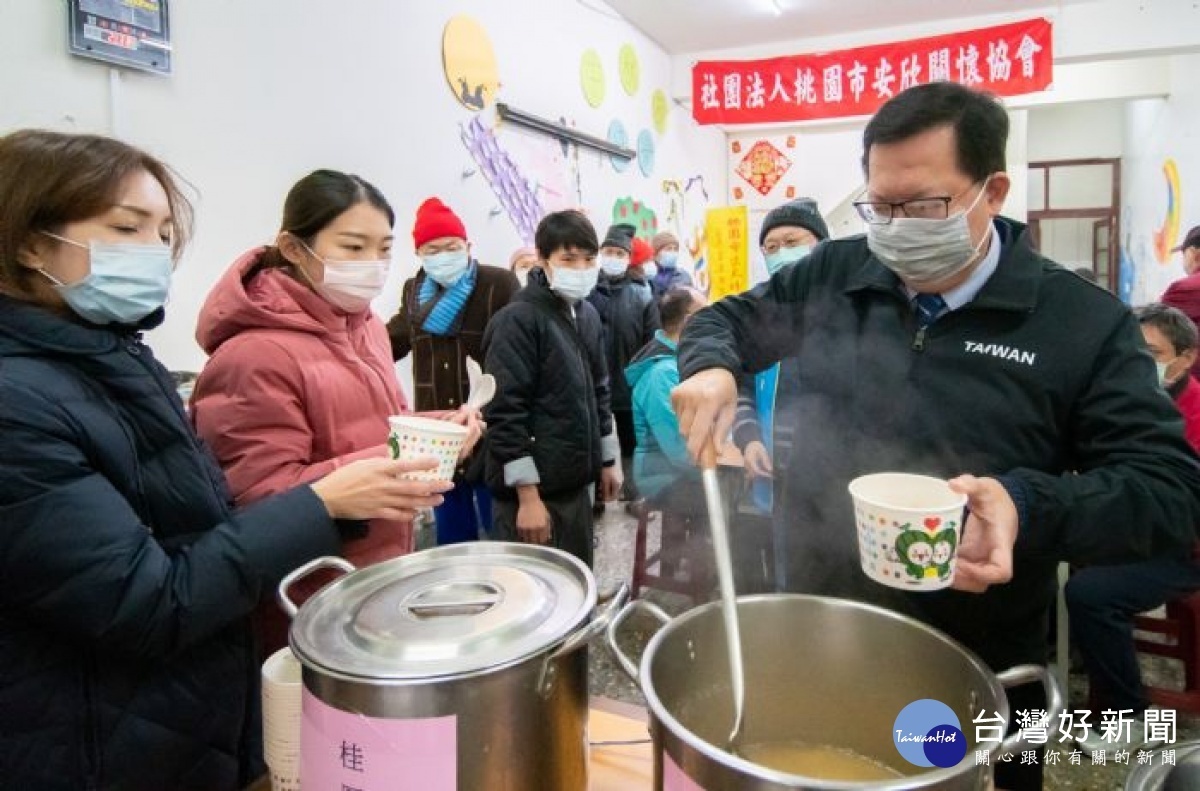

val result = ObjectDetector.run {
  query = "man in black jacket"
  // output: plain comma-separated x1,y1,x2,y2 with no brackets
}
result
671,82,1200,790
483,210,622,566
589,222,661,504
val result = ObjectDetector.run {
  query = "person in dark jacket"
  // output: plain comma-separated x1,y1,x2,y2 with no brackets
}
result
387,197,518,544
671,84,1200,791
483,210,622,566
733,197,831,589
0,130,451,791
649,230,694,297
589,223,661,504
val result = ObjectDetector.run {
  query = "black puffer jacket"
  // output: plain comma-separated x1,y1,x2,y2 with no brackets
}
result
0,296,340,791
482,268,616,499
587,273,660,411
679,217,1200,672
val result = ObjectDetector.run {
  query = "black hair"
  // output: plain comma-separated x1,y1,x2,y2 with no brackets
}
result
660,287,702,335
862,82,1008,182
1135,303,1199,354
259,170,393,271
534,210,599,260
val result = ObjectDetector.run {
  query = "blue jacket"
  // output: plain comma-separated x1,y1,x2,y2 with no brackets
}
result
626,331,698,499
0,296,340,791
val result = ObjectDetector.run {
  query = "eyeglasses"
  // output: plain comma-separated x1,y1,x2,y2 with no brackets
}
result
853,182,984,225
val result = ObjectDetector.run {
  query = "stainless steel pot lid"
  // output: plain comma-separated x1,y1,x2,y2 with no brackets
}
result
1124,739,1200,791
289,543,596,681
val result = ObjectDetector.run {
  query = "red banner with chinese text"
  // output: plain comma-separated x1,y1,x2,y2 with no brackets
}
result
692,18,1052,125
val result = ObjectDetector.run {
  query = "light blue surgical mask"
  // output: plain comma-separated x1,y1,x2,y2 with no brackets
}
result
598,255,629,278
39,232,173,325
764,244,812,275
549,264,599,302
422,249,470,287
658,250,679,269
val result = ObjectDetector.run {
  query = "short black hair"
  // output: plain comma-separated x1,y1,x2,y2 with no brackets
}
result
660,287,702,335
862,82,1008,182
1135,303,1199,354
535,210,599,260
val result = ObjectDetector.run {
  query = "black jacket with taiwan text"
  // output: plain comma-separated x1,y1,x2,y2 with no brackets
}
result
482,268,617,500
678,217,1200,671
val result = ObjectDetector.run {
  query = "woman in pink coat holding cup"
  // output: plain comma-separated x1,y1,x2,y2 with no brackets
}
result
192,169,479,656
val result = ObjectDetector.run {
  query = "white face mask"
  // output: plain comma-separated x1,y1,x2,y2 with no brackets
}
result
598,255,629,278
1156,357,1181,387
642,262,658,279
40,232,173,325
549,264,599,302
318,260,390,313
866,179,991,288
422,249,470,287
514,268,530,288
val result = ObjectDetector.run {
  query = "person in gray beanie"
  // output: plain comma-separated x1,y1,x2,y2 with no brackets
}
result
759,197,830,276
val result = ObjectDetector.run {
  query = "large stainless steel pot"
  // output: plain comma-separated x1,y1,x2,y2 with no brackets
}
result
608,594,1062,790
279,543,624,791
1124,740,1200,790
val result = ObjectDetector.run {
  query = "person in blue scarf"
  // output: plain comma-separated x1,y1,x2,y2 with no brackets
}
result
387,197,519,544
731,197,830,589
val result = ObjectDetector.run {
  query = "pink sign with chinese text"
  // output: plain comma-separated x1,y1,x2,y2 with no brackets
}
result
664,753,706,791
301,689,457,790
693,18,1052,125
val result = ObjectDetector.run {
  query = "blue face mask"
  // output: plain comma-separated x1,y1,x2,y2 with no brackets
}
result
657,250,679,269
764,244,812,275
40,233,173,325
422,249,470,287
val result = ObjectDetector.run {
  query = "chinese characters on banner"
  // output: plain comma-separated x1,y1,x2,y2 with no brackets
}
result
704,206,749,301
692,18,1052,125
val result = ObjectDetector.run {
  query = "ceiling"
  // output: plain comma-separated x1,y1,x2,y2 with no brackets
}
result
603,0,1082,54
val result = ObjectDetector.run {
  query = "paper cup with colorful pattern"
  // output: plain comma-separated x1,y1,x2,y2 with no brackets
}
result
849,473,968,591
387,415,468,481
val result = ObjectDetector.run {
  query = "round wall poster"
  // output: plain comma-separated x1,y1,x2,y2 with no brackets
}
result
619,44,640,96
442,16,500,111
652,89,669,135
636,129,655,177
580,49,606,108
607,120,631,173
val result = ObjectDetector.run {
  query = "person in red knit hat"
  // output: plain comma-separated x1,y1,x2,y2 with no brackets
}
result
587,223,661,509
387,197,519,543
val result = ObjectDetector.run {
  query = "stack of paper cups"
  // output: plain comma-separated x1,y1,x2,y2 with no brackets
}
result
262,647,303,791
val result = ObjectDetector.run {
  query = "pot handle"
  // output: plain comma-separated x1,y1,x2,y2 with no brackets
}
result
605,598,671,685
277,556,356,618
994,664,1064,761
537,583,630,697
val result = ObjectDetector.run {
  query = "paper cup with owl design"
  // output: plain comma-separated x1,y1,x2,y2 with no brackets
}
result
848,472,968,591
387,415,468,481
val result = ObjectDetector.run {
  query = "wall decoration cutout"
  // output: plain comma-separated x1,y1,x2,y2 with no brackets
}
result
580,49,606,108
607,120,631,173
460,116,544,242
619,44,640,96
636,129,656,177
1153,158,1182,264
442,16,500,111
611,197,658,238
652,89,670,135
662,177,711,294
735,140,792,197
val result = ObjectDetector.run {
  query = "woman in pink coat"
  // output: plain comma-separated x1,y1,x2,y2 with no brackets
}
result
192,170,475,655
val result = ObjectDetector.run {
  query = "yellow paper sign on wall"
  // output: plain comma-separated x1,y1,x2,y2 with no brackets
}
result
704,206,749,302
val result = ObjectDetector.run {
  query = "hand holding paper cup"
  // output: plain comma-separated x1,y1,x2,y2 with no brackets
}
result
387,415,469,481
849,472,968,591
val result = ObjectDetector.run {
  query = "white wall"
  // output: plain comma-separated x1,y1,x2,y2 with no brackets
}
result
1121,53,1200,305
1027,101,1124,161
0,0,726,374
